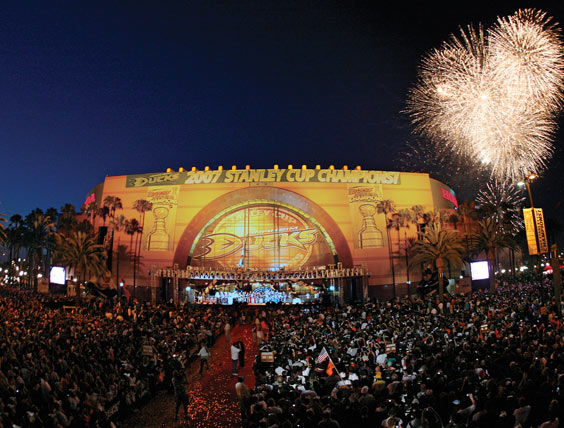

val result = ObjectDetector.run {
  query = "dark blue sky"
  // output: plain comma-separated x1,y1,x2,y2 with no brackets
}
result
1,1,563,219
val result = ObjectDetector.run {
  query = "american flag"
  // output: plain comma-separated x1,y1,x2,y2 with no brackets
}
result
316,347,329,363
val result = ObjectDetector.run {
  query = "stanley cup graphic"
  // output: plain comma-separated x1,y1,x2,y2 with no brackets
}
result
147,206,170,251
358,204,383,248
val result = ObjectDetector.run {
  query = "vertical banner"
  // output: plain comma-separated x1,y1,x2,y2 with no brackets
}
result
143,186,179,251
534,208,549,254
523,208,538,256
347,184,386,249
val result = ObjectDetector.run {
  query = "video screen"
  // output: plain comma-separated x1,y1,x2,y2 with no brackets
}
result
470,261,489,280
50,266,66,285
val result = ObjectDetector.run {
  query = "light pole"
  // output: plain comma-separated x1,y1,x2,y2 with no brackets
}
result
518,174,561,310
517,173,537,208
517,174,539,276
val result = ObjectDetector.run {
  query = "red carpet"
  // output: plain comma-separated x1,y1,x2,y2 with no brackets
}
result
124,322,258,428
184,323,257,427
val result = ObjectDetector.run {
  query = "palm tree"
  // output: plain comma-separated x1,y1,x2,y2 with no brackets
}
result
376,200,397,287
23,212,55,289
458,201,479,236
44,208,59,274
110,214,128,288
0,212,6,243
397,209,416,283
82,201,98,227
5,227,22,266
125,218,141,255
103,196,123,219
58,203,78,236
409,224,465,299
103,196,123,273
9,214,23,228
5,215,24,266
54,231,108,295
469,218,514,292
447,212,461,230
397,209,415,243
132,199,153,288
125,218,141,293
45,207,59,224
97,206,110,227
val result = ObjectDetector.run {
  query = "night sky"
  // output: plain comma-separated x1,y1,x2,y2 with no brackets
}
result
1,1,563,221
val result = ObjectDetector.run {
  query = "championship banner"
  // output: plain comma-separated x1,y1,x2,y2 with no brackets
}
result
126,169,401,187
142,186,179,251
534,208,549,254
347,184,386,249
523,208,538,256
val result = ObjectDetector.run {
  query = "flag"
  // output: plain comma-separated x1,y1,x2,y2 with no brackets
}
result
316,347,329,363
326,360,335,376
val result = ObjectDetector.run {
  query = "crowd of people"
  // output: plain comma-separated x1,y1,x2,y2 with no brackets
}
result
0,288,233,428
243,277,564,428
2,273,564,428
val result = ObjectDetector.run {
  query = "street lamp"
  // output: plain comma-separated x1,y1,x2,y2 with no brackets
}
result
518,173,561,310
517,173,537,207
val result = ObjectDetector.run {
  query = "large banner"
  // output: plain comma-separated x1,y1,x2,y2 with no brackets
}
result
523,208,539,256
191,204,334,270
141,186,179,252
126,169,401,187
347,184,386,249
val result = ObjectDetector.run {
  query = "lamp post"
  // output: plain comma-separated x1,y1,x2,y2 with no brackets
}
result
518,174,542,275
518,174,561,310
517,173,537,208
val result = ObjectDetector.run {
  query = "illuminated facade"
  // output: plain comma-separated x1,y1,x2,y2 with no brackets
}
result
87,166,458,299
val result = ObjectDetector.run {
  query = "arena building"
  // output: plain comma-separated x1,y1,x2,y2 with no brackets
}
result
86,165,458,302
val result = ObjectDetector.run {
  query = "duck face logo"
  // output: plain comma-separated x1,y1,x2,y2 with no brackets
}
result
193,205,320,269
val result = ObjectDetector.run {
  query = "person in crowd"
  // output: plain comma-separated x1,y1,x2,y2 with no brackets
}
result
231,342,241,376
198,342,210,375
235,376,251,421
225,321,231,342
236,339,246,368
172,369,190,421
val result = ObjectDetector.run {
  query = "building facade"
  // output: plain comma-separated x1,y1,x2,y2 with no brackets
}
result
87,166,458,300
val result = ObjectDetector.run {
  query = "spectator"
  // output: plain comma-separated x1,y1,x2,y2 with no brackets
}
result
235,376,251,421
231,342,241,376
198,342,210,375
172,369,190,421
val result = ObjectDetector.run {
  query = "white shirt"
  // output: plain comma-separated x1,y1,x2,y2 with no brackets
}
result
231,344,240,360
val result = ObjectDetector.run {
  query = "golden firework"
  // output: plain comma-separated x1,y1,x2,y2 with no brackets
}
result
406,9,564,181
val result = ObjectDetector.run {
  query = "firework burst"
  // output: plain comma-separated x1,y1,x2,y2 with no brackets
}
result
476,179,526,233
405,9,564,182
488,9,564,112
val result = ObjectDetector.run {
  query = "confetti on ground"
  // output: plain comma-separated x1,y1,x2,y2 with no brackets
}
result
123,323,257,428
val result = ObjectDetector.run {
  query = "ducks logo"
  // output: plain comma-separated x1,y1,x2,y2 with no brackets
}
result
193,205,321,269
